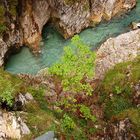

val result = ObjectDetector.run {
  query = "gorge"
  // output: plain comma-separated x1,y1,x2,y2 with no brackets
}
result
5,0,140,74
0,0,140,140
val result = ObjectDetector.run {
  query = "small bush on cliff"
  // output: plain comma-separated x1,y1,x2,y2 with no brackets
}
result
0,69,22,107
80,105,97,122
61,114,76,132
49,35,96,95
0,77,15,107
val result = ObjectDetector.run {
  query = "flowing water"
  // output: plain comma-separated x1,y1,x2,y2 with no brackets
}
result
5,1,140,74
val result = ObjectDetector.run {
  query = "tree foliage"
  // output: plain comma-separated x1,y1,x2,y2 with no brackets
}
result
49,35,96,95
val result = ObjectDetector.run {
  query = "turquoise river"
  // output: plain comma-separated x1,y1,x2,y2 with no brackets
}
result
5,1,140,74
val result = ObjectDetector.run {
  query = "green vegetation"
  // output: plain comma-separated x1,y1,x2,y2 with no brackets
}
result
101,56,140,95
25,101,57,137
0,68,23,107
0,5,5,22
64,0,89,10
49,35,96,95
0,37,139,139
24,87,87,139
61,114,76,132
80,105,96,122
99,56,140,119
104,96,132,118
23,56,140,139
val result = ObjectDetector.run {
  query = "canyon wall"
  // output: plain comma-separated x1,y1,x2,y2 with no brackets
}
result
18,0,51,51
19,0,136,48
0,0,136,66
0,0,22,66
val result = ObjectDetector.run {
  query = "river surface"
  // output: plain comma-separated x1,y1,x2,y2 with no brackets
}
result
5,1,140,74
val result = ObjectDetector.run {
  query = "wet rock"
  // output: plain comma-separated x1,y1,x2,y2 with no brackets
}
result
96,29,140,79
0,111,30,139
0,0,23,67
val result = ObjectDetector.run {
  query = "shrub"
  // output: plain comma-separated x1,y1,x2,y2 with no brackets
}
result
105,97,132,118
0,69,22,107
49,35,96,95
114,86,122,95
80,105,96,122
61,114,76,132
0,78,14,107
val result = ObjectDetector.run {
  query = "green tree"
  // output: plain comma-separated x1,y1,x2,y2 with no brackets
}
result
49,35,96,95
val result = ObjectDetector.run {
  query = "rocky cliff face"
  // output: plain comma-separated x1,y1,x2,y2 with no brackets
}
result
19,0,136,48
18,0,51,50
0,39,8,66
0,111,30,140
0,0,22,66
95,29,140,79
0,0,136,66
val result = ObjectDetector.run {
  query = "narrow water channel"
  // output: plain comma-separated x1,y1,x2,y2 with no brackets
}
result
5,1,140,74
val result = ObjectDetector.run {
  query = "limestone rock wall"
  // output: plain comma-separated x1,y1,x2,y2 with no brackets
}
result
0,0,23,67
95,29,140,79
0,111,30,140
0,0,137,66
18,0,51,50
0,39,8,66
18,0,136,48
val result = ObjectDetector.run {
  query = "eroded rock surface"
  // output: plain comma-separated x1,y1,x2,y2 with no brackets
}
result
0,0,23,67
19,0,51,50
0,39,8,66
96,29,140,79
18,0,136,48
0,111,30,140
0,0,136,65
